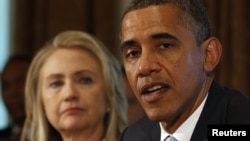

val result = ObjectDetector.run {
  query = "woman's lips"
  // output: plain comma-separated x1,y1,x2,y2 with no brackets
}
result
63,107,84,115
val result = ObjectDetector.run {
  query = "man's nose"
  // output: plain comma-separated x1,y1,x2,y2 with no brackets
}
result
137,51,161,77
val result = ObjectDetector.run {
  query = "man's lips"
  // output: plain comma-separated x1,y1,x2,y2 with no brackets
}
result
140,82,169,102
141,82,169,94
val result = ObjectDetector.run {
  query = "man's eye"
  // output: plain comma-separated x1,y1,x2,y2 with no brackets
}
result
80,77,93,84
126,50,140,58
159,43,172,49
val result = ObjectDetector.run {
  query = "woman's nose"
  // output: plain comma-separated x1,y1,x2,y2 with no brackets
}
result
63,82,79,101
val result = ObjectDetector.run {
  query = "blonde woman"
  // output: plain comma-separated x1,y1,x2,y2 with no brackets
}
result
21,30,127,141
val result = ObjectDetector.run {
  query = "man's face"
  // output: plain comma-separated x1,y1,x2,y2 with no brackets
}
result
2,61,29,122
120,4,207,124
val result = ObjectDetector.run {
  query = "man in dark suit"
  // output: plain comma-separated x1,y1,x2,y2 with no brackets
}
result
119,0,250,140
0,55,32,141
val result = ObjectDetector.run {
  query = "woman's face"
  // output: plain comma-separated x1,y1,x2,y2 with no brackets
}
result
40,48,108,134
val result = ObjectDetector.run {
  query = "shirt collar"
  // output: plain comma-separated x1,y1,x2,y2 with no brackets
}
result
160,93,208,141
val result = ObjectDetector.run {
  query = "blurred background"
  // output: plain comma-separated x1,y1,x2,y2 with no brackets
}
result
0,0,249,129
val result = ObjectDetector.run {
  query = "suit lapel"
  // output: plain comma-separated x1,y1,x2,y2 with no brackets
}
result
191,81,228,141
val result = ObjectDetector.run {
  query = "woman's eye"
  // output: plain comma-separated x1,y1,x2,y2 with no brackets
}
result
50,81,62,88
80,77,93,84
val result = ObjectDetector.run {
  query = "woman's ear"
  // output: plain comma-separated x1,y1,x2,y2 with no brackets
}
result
202,37,222,73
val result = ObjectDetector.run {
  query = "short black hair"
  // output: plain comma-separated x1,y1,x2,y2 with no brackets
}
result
121,0,211,45
2,54,33,71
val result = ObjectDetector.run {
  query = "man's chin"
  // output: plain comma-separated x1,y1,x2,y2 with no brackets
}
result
146,110,167,122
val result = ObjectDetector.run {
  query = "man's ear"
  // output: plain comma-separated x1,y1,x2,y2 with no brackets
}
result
201,37,222,73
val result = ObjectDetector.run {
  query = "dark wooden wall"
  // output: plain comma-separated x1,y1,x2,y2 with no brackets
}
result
13,0,121,60
10,0,250,96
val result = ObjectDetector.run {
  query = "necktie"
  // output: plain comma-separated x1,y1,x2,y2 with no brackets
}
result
164,135,178,141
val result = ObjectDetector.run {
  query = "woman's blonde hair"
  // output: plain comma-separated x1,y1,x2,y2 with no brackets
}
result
21,30,127,141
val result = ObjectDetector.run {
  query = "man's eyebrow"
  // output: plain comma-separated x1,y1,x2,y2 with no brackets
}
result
121,39,137,52
121,33,179,51
151,32,178,41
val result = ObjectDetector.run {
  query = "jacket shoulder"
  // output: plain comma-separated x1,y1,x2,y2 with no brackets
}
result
208,81,250,123
118,117,160,141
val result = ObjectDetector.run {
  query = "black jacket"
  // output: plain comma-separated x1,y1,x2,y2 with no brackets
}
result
119,81,250,141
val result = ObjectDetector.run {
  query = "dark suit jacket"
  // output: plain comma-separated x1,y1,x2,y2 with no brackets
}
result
0,125,12,140
119,81,250,141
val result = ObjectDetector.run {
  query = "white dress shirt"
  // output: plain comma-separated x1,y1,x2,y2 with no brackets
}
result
160,94,208,141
